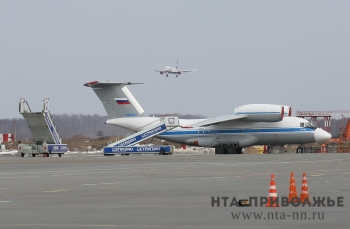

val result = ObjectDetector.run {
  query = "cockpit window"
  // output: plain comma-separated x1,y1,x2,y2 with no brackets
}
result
305,122,316,129
300,122,316,129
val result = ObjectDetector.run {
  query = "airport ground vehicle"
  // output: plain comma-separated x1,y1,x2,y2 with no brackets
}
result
102,115,178,156
103,145,174,156
18,98,67,157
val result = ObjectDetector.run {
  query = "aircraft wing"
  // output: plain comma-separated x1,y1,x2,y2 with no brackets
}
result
181,69,198,73
153,70,164,72
186,115,247,127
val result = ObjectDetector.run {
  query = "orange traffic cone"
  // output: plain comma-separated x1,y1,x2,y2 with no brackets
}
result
266,174,279,207
288,172,298,203
300,172,311,204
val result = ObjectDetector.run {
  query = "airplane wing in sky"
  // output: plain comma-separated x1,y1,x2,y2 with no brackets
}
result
180,69,198,73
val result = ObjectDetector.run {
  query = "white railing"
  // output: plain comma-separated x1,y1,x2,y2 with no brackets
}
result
46,111,61,144
20,98,32,113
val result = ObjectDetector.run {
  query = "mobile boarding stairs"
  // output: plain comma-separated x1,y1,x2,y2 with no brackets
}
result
103,115,179,155
18,98,67,157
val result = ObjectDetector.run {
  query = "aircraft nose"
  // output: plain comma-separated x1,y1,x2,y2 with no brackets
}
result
314,128,332,142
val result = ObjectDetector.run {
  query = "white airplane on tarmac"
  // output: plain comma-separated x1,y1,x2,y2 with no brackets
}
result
84,81,331,154
152,60,198,77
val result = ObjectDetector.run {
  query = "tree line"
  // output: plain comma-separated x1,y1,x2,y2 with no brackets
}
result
0,113,207,141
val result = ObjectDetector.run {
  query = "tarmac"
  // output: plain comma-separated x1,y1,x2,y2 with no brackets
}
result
0,153,349,229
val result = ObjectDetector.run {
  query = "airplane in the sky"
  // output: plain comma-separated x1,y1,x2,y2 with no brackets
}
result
84,81,331,154
152,60,198,77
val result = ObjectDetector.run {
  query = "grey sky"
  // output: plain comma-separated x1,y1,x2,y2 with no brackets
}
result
1,1,349,119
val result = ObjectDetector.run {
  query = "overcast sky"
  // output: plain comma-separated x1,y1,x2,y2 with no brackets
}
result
1,1,349,119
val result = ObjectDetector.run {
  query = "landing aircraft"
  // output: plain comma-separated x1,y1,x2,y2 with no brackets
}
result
152,60,198,77
84,81,331,154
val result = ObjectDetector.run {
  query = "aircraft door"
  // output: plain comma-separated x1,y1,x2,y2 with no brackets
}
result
198,129,204,137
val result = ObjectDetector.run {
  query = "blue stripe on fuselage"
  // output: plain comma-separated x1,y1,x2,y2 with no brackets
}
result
159,127,314,136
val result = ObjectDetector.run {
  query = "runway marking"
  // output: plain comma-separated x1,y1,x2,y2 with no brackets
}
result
42,190,68,193
310,173,325,176
82,184,97,186
342,172,350,174
100,182,124,185
0,201,12,203
44,170,84,173
199,177,228,180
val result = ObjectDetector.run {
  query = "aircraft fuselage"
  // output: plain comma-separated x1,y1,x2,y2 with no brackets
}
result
105,116,327,148
164,66,181,74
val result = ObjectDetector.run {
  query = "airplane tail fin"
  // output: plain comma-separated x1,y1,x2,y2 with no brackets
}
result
84,81,149,119
176,60,178,70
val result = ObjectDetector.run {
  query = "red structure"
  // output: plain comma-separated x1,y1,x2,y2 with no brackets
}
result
0,134,15,143
296,110,350,133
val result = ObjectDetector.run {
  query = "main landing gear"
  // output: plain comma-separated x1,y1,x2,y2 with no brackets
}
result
215,144,243,154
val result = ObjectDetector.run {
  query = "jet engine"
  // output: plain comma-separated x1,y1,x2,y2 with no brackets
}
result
160,71,164,75
234,104,285,122
178,71,182,75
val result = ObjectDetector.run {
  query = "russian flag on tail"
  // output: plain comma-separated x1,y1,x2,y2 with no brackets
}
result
115,98,130,105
